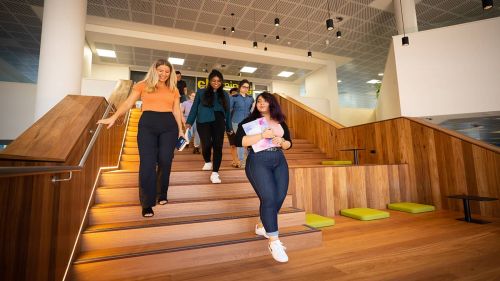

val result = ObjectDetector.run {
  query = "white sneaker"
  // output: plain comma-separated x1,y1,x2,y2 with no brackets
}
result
202,162,213,171
255,224,269,238
268,239,288,263
210,172,221,184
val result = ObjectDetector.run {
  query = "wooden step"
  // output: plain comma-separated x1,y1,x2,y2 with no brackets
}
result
89,195,293,225
100,170,248,187
120,152,326,162
96,182,255,204
72,225,321,281
81,208,305,251
123,138,316,148
122,146,322,155
119,158,324,171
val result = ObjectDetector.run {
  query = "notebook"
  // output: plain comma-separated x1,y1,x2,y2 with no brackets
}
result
176,136,188,151
242,117,279,153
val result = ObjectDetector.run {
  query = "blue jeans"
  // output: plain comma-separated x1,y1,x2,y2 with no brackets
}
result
232,122,245,162
245,149,289,237
191,122,201,147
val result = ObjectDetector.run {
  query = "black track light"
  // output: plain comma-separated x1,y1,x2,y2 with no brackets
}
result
336,30,342,38
402,36,409,46
307,51,312,58
482,0,493,9
223,40,226,45
231,27,235,33
253,41,258,48
231,13,235,33
326,18,334,31
275,18,280,26
276,35,280,41
264,46,268,51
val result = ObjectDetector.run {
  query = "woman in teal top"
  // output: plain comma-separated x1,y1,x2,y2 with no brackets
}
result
229,79,254,167
186,69,232,184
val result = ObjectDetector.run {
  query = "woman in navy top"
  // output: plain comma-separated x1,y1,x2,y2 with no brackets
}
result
229,79,254,168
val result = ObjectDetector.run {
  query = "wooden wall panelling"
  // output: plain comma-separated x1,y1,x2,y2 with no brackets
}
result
472,146,500,217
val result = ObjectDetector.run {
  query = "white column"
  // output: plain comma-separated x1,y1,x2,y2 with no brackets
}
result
393,0,418,34
34,0,87,120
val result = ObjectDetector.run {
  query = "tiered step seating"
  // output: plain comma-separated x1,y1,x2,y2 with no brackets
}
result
71,109,325,280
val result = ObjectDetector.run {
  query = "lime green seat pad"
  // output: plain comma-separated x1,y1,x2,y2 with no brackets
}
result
340,208,390,221
387,202,435,213
321,160,352,165
305,213,335,228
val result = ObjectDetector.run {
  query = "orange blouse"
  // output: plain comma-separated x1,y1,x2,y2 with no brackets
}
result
133,81,179,112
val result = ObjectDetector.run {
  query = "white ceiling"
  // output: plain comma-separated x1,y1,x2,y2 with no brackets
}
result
0,0,499,108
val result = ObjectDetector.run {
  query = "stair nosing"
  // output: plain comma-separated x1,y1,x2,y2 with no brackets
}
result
84,207,304,234
75,225,319,265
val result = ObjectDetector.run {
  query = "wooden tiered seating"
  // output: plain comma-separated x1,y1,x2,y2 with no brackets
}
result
71,109,326,280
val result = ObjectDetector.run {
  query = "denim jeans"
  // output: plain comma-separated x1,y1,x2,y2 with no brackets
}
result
245,149,289,236
232,122,245,162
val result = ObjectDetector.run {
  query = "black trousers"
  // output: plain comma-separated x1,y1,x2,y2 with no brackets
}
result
196,112,225,172
137,111,178,208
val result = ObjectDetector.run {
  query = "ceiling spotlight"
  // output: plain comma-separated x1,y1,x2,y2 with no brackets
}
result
402,36,409,46
274,18,280,26
326,18,334,31
253,41,258,48
307,51,312,58
482,0,493,9
264,46,268,51
223,40,226,45
231,13,235,33
274,3,280,26
276,35,280,41
231,27,235,32
336,30,342,38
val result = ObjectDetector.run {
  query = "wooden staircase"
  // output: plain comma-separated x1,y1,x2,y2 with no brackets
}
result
71,109,326,280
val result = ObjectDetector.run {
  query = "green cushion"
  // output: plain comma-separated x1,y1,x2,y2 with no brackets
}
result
321,160,352,165
388,202,435,213
305,213,335,228
340,208,390,221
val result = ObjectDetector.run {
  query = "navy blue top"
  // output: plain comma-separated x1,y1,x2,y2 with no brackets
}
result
186,88,232,131
230,94,254,124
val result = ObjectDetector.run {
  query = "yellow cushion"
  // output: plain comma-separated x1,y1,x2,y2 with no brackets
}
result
305,213,335,228
340,208,390,221
321,160,352,165
388,202,435,214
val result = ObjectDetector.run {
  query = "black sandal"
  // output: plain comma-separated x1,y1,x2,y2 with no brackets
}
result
142,207,154,217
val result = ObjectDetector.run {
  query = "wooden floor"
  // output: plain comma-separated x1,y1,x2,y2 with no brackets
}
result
137,210,500,281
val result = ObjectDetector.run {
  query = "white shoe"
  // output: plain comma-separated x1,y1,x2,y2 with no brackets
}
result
255,224,269,238
268,239,288,263
210,172,221,184
202,162,213,171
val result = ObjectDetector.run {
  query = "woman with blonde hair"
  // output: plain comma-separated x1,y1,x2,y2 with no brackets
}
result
98,59,183,217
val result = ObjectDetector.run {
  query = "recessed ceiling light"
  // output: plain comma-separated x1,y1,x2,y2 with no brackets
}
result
337,80,342,83
240,66,257,73
378,73,384,76
168,57,184,65
96,49,116,58
366,79,381,84
278,71,294,77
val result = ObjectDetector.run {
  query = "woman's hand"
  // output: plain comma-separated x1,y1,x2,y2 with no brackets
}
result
261,128,275,139
272,137,285,147
185,123,192,129
97,116,117,129
179,131,186,140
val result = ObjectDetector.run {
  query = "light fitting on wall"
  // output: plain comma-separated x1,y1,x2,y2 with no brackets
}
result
482,0,493,9
231,13,235,33
326,0,334,30
399,0,409,46
274,2,280,26
222,27,227,45
264,35,268,51
336,30,342,38
252,10,258,48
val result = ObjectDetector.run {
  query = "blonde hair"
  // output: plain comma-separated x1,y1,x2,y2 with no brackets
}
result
143,59,176,93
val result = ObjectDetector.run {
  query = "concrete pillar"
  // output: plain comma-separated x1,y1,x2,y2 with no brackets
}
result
393,0,418,34
34,0,87,120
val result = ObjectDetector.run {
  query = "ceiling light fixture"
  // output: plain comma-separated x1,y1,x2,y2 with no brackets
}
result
278,71,294,78
336,30,342,38
399,0,409,46
241,66,257,73
274,1,280,26
96,49,116,58
252,9,258,48
264,34,268,51
366,79,381,84
482,0,493,10
168,57,184,65
307,17,312,57
222,27,227,45
231,13,235,33
326,0,334,30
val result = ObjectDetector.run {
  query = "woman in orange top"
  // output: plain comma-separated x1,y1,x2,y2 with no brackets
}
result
98,59,183,218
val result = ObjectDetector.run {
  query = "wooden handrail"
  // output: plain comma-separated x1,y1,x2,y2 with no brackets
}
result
274,92,344,129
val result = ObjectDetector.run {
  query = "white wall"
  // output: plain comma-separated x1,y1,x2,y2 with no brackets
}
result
394,17,500,117
0,82,36,139
303,63,340,121
376,43,402,120
339,108,376,127
90,64,130,81
271,81,300,97
81,78,118,99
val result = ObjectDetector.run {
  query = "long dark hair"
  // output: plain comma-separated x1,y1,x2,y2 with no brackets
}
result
202,69,228,111
249,92,286,123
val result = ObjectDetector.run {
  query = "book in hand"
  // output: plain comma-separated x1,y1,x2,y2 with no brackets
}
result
242,117,279,153
176,136,188,151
